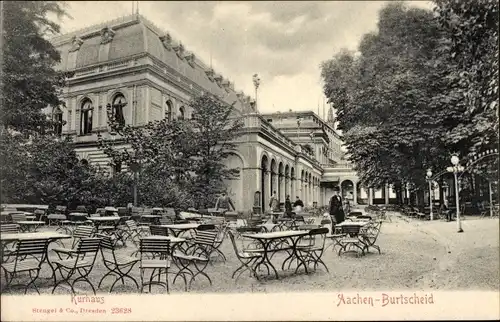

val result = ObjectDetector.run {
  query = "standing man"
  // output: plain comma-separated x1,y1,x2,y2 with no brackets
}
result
293,196,304,213
215,192,235,213
284,195,293,217
329,187,345,224
269,191,280,212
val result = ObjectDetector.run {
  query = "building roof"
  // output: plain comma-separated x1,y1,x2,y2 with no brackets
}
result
50,14,253,111
262,110,342,138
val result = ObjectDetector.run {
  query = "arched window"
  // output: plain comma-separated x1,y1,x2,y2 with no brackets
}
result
80,99,93,135
80,159,89,166
111,94,126,127
52,106,63,136
179,106,185,120
166,100,173,121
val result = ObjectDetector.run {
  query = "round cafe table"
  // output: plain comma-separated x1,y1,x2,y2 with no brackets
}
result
17,220,45,232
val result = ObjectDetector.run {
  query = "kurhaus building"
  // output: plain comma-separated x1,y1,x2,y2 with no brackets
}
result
48,13,391,212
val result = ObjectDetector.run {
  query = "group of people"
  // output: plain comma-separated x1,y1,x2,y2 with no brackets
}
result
213,186,347,225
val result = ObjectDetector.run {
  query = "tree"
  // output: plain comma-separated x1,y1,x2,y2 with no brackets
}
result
433,0,499,169
322,3,453,196
0,133,108,210
187,94,244,209
0,1,108,209
1,1,69,134
98,93,243,209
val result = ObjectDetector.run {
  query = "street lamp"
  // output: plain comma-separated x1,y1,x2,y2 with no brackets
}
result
129,161,141,207
446,155,465,233
252,74,261,112
426,169,433,220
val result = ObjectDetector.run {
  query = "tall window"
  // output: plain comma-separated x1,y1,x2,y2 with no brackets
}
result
179,106,185,120
111,94,126,127
80,99,93,135
52,107,63,136
166,100,173,121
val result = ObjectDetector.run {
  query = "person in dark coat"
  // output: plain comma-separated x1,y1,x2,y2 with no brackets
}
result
284,195,293,217
215,192,235,212
329,187,345,224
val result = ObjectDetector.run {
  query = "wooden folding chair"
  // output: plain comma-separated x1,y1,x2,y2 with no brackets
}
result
1,239,50,294
51,238,101,295
52,225,95,258
96,234,140,292
139,238,172,293
227,230,263,282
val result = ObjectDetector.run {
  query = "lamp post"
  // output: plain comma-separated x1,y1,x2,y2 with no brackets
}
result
442,181,449,207
130,161,141,207
426,169,433,220
252,74,261,112
447,155,465,233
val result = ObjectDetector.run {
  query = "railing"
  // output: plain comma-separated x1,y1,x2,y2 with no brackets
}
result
107,60,129,70
74,67,98,77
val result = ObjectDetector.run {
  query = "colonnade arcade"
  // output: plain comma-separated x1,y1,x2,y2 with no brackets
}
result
259,155,320,212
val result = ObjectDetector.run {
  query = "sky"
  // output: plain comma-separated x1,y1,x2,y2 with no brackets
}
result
54,1,434,117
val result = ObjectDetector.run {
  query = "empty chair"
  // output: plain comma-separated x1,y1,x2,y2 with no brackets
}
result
51,238,101,295
52,225,95,258
124,220,149,249
1,239,50,294
47,214,67,226
360,221,382,254
34,209,46,221
227,230,263,282
337,225,365,257
96,234,140,293
55,206,67,214
139,238,172,293
294,227,330,273
224,212,239,228
117,207,129,217
0,224,20,263
10,213,27,223
149,225,169,236
172,228,217,289
0,224,20,234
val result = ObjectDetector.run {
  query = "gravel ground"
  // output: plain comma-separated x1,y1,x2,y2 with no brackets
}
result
1,214,498,295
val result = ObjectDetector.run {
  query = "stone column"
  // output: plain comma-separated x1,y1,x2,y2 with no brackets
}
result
264,171,271,211
300,179,304,201
385,183,390,205
241,168,260,212
369,188,373,206
279,175,285,202
284,176,289,199
272,172,278,197
270,171,275,195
